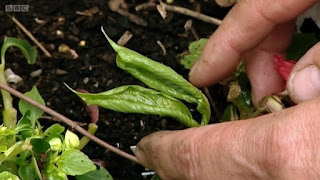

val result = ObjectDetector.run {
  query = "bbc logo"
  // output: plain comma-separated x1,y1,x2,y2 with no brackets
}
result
5,5,29,12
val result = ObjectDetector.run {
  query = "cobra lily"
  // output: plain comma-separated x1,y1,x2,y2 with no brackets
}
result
273,55,296,81
273,55,297,106
76,89,99,124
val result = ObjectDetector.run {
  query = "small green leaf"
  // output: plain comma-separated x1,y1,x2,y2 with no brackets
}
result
180,38,208,69
1,37,37,65
57,149,96,176
76,165,113,180
30,138,50,153
0,171,19,180
15,111,34,139
68,85,199,127
0,161,19,175
102,27,211,125
44,124,65,137
19,164,37,180
19,86,45,127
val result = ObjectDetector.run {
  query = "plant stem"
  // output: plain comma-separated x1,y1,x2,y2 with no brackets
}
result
0,82,139,164
0,63,17,128
77,123,98,150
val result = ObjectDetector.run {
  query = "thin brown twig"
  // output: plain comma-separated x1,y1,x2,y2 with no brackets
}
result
0,82,138,164
135,1,157,11
138,1,222,25
116,9,148,27
156,40,167,55
159,2,222,26
9,15,52,57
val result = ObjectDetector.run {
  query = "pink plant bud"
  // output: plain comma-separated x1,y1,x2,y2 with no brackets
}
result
76,89,99,124
274,55,296,81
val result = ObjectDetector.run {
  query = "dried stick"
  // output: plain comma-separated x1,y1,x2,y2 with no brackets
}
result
135,1,157,11
203,87,221,119
0,82,138,164
116,9,148,27
9,16,52,57
159,2,222,25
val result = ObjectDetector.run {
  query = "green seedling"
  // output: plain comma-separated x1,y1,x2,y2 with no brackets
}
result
0,38,111,180
1,37,37,128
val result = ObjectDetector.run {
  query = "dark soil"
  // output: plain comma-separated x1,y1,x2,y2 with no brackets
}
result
0,0,230,179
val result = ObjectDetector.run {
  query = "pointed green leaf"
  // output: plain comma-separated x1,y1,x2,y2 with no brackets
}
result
101,27,210,125
19,86,45,127
68,84,199,127
1,37,37,65
44,124,65,137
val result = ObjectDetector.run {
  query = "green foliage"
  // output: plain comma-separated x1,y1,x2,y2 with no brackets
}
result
76,165,113,180
1,37,37,65
57,149,96,176
0,171,20,180
19,86,45,127
1,37,37,128
0,86,103,179
70,28,211,127
68,85,200,127
180,38,208,69
228,72,255,119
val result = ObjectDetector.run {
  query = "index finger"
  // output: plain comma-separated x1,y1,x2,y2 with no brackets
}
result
189,0,318,87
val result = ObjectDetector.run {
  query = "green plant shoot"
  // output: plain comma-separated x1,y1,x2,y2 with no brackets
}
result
0,37,37,128
101,27,210,125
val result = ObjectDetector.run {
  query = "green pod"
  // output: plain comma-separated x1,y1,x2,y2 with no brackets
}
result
67,85,200,127
101,27,211,125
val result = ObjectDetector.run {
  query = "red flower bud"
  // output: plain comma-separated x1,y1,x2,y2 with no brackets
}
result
273,55,296,81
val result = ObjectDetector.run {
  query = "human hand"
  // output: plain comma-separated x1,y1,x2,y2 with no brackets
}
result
136,0,320,179
135,43,320,179
189,0,319,105
136,97,320,179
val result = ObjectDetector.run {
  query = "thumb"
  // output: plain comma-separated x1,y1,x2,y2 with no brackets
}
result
287,42,320,103
135,130,199,179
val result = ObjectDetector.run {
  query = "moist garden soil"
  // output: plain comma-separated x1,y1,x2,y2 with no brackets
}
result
0,0,231,179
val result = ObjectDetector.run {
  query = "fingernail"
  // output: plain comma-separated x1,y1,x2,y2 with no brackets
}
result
189,60,200,78
289,65,320,102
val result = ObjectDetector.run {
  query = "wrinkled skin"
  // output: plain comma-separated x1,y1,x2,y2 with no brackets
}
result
136,0,320,179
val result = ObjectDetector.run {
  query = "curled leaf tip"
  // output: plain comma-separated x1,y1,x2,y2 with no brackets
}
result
101,26,121,51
